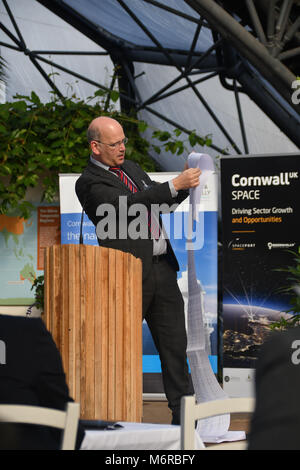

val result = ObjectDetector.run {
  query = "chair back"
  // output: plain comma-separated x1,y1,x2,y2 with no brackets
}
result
0,402,80,450
181,396,255,450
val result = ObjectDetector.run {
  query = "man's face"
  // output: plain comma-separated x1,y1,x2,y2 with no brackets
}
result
90,122,126,167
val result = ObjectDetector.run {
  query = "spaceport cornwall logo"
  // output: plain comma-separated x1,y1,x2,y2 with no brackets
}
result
291,78,300,105
267,242,296,250
228,238,256,250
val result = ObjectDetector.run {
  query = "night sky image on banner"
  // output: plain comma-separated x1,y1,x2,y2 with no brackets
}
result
221,153,300,369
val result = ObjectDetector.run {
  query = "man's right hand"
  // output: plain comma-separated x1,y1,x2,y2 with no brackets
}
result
172,168,201,191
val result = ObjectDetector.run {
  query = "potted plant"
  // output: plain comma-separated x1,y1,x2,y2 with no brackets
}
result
270,246,300,331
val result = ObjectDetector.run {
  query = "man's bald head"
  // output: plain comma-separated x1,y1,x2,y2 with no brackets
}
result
88,116,126,167
87,116,123,143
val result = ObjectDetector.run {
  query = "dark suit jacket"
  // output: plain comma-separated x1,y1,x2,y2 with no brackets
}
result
248,327,300,450
0,314,84,450
75,160,189,279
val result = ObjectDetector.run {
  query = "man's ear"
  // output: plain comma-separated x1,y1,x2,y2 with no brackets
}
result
90,141,101,156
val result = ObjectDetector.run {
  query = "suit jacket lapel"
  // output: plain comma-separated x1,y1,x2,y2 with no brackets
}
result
88,160,145,193
87,160,132,193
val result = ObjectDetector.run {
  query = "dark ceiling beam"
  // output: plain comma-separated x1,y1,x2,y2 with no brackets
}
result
184,0,299,115
235,59,300,149
36,0,127,60
2,0,26,47
142,0,209,27
145,71,219,106
30,50,109,56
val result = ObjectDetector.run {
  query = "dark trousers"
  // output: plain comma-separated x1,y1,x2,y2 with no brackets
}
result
142,257,193,423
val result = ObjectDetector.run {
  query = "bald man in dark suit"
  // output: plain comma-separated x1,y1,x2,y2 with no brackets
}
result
76,116,201,424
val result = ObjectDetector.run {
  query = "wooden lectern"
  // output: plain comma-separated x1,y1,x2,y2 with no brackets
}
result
44,244,143,422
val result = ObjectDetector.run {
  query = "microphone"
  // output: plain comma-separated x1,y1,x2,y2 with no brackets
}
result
79,207,85,245
79,196,88,245
78,181,97,245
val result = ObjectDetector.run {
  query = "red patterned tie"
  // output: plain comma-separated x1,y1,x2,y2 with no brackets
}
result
109,166,160,240
109,166,138,193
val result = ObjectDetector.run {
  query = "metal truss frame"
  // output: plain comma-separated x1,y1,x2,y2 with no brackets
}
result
185,0,299,110
0,0,299,155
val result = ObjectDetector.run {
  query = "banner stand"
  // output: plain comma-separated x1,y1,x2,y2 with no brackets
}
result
221,153,300,397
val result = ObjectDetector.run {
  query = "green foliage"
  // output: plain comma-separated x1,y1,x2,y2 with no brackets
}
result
30,274,45,312
0,90,154,218
151,128,212,156
0,88,214,219
270,247,300,331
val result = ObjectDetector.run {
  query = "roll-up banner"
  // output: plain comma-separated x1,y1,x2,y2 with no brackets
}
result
221,153,300,397
59,171,218,395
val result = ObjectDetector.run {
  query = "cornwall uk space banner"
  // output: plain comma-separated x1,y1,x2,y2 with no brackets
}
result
221,153,300,396
59,171,218,395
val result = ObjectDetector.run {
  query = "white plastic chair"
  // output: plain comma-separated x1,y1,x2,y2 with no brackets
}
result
180,396,255,450
0,402,80,450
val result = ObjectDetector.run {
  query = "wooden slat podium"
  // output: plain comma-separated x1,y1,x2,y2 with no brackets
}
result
44,244,143,422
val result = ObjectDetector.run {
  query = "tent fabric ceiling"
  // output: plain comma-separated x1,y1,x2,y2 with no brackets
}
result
62,0,212,52
37,0,216,66
1,0,299,160
35,0,300,150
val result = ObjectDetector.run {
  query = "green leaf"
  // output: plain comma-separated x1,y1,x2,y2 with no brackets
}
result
48,131,61,140
110,90,119,103
1,165,12,175
138,121,148,133
73,119,85,129
30,91,41,105
11,101,27,113
94,90,106,97
152,145,161,154
152,130,171,142
188,132,198,147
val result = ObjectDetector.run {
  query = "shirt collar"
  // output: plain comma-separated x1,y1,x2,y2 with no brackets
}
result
90,154,110,171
